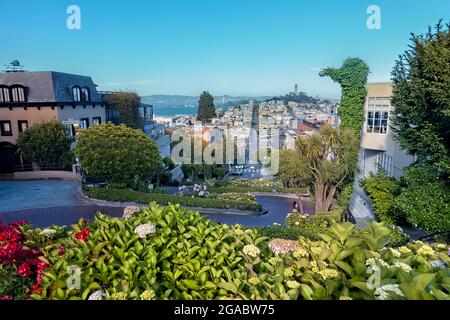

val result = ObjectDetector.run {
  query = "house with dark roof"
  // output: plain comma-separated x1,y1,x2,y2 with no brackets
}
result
0,71,106,173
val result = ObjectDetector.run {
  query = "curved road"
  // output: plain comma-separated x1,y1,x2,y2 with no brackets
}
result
0,181,313,228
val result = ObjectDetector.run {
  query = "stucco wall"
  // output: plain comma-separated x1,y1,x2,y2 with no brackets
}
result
14,171,82,182
0,107,58,143
57,105,106,125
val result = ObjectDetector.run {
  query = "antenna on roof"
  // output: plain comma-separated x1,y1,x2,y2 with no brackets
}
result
3,60,25,72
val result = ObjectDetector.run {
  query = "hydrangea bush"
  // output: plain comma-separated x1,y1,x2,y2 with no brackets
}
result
3,204,448,300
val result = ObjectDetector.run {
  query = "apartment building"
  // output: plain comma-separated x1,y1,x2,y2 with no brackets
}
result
350,82,415,226
359,82,415,178
0,71,106,173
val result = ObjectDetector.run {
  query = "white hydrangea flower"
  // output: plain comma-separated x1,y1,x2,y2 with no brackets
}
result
366,257,389,268
286,280,300,289
392,262,412,273
140,289,156,300
40,229,57,237
134,224,156,238
88,290,106,300
243,244,260,258
375,284,405,300
390,248,401,258
123,206,140,219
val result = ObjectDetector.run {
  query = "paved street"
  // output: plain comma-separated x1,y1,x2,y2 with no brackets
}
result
0,180,86,212
0,180,311,228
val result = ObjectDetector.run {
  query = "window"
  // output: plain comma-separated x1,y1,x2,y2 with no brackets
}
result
10,86,26,102
93,117,101,126
72,87,81,102
139,105,154,122
18,120,28,133
0,121,12,136
106,106,120,125
80,118,89,129
81,87,90,102
0,86,10,103
366,97,390,134
377,153,393,177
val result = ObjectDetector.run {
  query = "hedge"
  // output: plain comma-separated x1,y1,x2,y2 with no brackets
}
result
84,187,262,212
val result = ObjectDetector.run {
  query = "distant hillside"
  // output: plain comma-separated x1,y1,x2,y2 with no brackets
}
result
142,95,271,108
266,92,318,104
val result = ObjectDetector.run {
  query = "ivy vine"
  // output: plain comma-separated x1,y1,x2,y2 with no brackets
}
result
320,58,370,138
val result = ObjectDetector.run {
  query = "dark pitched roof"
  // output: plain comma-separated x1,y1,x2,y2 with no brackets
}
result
0,71,101,103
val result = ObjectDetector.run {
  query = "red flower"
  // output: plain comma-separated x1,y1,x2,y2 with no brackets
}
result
0,295,13,300
58,246,65,256
31,283,42,295
0,242,25,265
17,262,33,278
74,228,91,242
8,220,28,230
0,229,23,244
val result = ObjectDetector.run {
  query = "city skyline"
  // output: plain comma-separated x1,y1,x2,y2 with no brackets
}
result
1,0,449,98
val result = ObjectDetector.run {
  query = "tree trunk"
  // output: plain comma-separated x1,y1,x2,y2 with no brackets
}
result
315,182,325,213
324,185,337,212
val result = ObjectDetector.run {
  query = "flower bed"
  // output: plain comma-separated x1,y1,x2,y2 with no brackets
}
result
84,187,262,212
0,221,52,299
2,204,448,300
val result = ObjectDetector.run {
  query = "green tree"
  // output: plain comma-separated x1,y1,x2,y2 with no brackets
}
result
196,91,216,122
17,121,73,168
105,92,143,129
396,165,450,237
362,173,402,224
391,21,450,175
295,125,360,213
276,149,312,188
320,58,370,137
75,124,161,190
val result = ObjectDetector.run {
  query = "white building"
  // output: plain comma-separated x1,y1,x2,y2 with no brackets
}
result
350,82,415,226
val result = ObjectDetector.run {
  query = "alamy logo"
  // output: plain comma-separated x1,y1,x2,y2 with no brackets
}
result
367,5,382,30
367,265,381,291
66,5,81,30
67,265,81,290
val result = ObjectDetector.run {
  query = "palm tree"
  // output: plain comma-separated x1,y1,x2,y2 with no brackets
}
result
295,125,359,213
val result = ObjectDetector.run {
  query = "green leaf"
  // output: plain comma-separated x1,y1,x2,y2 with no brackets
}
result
218,281,238,294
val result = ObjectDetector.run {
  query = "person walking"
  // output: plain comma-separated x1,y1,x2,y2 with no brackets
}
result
292,201,299,214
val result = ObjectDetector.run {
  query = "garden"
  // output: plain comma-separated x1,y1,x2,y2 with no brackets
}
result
0,204,448,300
84,185,263,212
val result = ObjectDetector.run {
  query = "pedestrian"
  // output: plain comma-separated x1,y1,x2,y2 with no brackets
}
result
292,201,299,213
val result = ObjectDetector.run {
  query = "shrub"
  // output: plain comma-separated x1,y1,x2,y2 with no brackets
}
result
362,173,402,224
75,124,161,190
35,205,269,300
396,166,450,236
336,183,354,209
255,225,303,241
17,121,73,168
0,221,54,300
286,211,343,240
84,187,262,212
21,205,450,301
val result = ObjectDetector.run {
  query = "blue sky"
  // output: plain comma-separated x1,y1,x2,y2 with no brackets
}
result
0,0,449,98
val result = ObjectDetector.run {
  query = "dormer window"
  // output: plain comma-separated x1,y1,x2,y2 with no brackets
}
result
81,87,90,102
72,86,81,102
11,86,26,102
0,86,10,103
